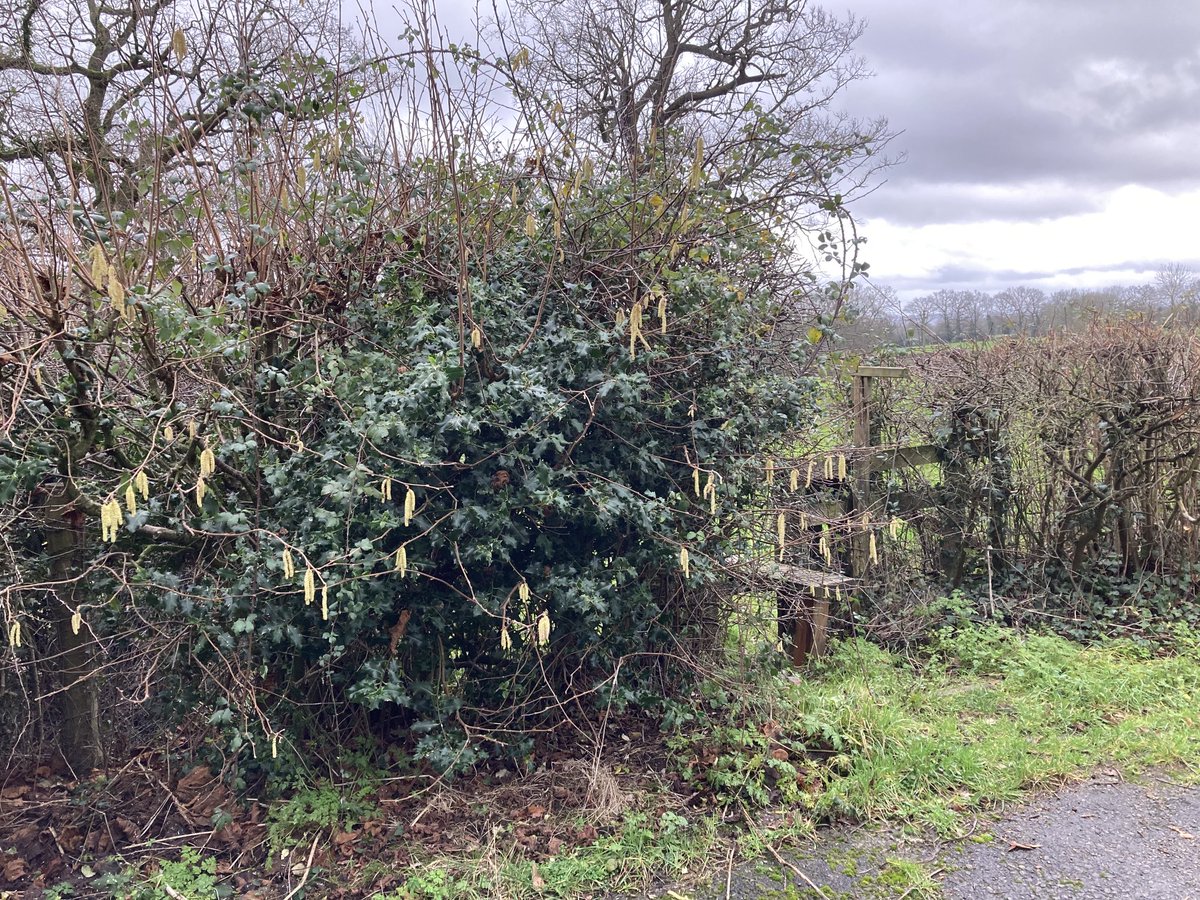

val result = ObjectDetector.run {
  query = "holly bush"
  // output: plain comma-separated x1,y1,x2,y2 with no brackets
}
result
0,11,864,771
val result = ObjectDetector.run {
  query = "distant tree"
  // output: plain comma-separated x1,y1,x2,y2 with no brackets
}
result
1154,264,1199,325
839,281,901,349
993,286,1046,336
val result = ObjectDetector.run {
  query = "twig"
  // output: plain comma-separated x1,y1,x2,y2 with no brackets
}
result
739,803,829,900
161,883,188,900
725,846,734,900
764,840,830,900
281,833,320,900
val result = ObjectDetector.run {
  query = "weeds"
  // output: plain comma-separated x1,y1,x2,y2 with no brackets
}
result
78,623,1200,898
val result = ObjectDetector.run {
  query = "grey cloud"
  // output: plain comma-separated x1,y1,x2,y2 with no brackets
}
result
836,0,1200,224
882,256,1200,300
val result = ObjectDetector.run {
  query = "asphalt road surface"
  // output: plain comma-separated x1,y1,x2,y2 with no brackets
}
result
682,770,1200,899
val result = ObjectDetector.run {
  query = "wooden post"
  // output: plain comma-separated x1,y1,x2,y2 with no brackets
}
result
850,371,873,578
849,366,907,578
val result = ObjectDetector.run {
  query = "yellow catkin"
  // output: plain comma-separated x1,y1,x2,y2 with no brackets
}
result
658,294,667,334
824,455,834,481
188,419,198,439
304,567,316,605
805,461,815,488
799,512,808,531
90,244,108,285
709,480,717,516
199,446,216,477
500,625,512,651
403,487,416,527
518,581,531,602
524,212,537,237
471,327,482,349
890,517,903,539
629,301,643,358
693,467,701,497
381,477,393,501
869,532,879,565
124,482,137,516
766,458,775,486
837,454,847,481
321,584,329,620
536,610,551,645
282,549,295,579
171,27,187,61
164,425,175,442
102,498,123,542
790,469,799,492
777,513,786,562
8,621,21,648
395,545,407,577
71,609,82,635
680,546,690,578
271,734,279,759
109,275,126,313
689,135,704,188
195,477,207,505
135,471,149,499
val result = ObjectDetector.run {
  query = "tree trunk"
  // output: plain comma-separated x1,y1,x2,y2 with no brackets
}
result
43,488,104,773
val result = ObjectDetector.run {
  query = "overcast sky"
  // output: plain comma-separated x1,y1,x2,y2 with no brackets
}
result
349,0,1200,299
833,0,1200,298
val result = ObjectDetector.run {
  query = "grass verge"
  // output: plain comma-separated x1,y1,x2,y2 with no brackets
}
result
80,623,1200,899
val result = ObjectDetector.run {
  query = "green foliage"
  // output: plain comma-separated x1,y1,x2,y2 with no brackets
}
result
379,810,717,900
95,848,228,900
266,783,381,855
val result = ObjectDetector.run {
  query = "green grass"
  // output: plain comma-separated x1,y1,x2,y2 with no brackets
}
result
787,624,1200,834
374,812,720,899
120,623,1200,899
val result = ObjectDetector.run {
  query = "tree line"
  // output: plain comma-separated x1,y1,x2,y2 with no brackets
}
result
839,263,1200,348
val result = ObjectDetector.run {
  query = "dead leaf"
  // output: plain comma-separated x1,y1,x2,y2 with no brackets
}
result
1006,841,1040,852
2,857,28,881
0,784,30,801
1168,825,1196,840
388,609,412,655
527,804,546,818
530,862,545,892
547,836,563,855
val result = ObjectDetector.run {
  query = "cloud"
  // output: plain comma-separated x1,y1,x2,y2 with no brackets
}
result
840,0,1200,197
827,0,1200,292
859,186,1200,298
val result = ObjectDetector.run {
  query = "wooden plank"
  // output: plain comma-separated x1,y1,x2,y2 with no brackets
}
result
872,443,940,471
766,562,852,587
854,365,908,378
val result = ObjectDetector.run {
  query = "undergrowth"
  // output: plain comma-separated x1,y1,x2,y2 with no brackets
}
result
115,622,1200,898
